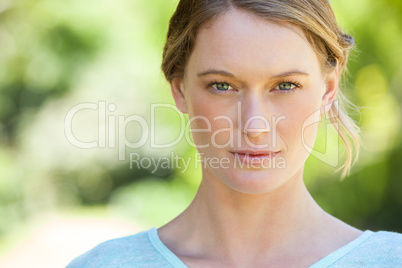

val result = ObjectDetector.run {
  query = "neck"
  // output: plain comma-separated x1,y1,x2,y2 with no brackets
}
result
164,167,327,260
158,167,362,266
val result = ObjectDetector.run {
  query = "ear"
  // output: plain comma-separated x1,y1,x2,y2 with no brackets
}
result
321,67,339,114
170,77,188,114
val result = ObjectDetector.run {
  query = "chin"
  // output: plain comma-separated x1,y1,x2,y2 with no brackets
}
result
220,168,289,195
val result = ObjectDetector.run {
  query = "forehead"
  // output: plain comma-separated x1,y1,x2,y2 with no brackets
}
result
187,8,321,78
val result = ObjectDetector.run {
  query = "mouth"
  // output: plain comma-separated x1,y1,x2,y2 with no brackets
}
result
229,150,280,166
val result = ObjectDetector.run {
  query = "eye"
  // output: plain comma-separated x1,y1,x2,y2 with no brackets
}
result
275,82,300,91
210,82,234,91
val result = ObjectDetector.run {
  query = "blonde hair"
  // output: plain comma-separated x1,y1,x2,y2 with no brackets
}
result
161,0,360,178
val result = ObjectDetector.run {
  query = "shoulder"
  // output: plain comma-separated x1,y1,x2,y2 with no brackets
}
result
368,230,402,243
362,231,402,252
66,228,172,268
334,230,402,267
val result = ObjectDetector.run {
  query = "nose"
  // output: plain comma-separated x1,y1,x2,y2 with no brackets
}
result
240,93,271,139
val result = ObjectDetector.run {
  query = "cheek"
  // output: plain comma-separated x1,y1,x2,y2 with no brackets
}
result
276,94,322,152
186,92,236,147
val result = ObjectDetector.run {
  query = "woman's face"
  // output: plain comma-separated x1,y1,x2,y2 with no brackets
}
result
171,8,337,194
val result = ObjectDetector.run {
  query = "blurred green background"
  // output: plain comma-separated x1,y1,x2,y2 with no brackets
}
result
0,0,401,266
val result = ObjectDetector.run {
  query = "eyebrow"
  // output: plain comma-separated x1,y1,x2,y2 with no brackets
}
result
197,69,310,79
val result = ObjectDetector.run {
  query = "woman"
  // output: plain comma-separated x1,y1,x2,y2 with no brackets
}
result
68,0,402,267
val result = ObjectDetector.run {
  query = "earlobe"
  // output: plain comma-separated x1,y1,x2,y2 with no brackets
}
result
321,67,339,114
170,77,188,114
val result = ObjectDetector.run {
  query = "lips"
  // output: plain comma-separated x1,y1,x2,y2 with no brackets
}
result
230,149,280,155
229,150,280,167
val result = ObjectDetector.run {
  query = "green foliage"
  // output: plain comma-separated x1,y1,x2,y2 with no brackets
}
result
0,0,401,244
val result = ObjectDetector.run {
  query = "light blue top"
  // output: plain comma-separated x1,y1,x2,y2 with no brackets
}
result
67,228,402,267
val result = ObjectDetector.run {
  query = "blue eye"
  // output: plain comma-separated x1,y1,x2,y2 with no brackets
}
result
211,82,234,91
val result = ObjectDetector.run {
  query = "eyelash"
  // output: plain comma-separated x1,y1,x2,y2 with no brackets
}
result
274,80,302,93
207,80,236,94
207,80,302,94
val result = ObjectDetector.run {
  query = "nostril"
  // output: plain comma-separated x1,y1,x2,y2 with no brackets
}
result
243,128,270,134
243,128,270,138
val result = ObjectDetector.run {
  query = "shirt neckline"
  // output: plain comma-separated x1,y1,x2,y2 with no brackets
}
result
309,230,374,267
147,227,374,268
148,227,188,267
